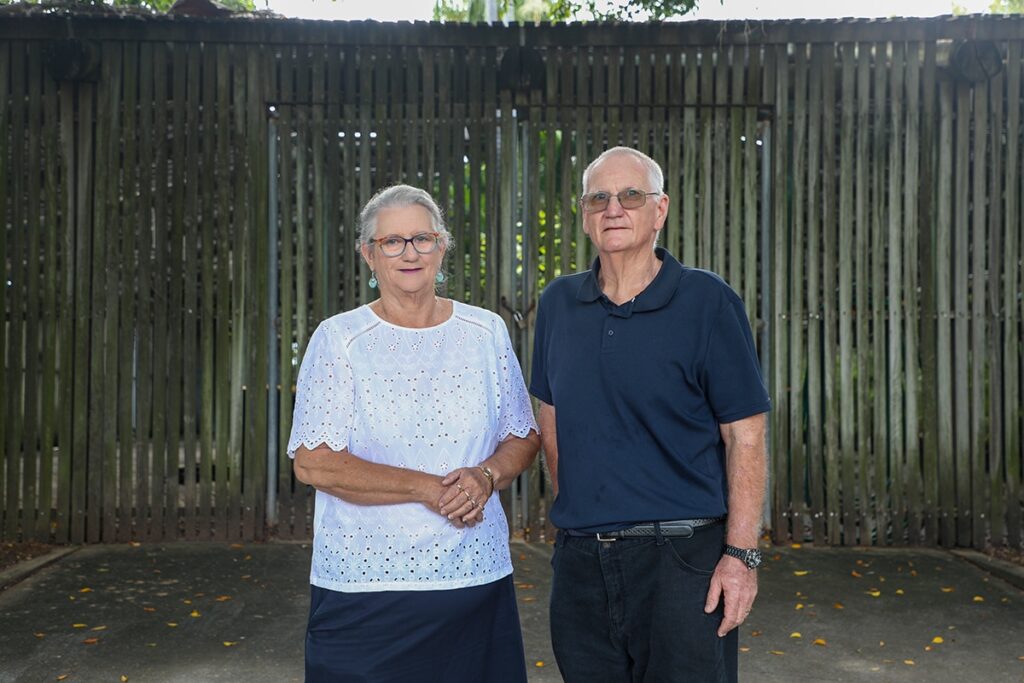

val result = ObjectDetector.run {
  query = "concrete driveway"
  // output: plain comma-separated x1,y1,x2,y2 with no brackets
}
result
0,540,1021,682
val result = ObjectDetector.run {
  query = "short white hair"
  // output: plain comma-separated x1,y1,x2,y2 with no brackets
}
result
356,184,452,250
582,147,664,196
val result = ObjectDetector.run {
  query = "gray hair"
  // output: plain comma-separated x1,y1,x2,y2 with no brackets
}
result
356,184,452,250
582,147,664,196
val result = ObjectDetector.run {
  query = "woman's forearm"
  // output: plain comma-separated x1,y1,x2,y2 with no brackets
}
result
480,430,541,492
293,445,444,506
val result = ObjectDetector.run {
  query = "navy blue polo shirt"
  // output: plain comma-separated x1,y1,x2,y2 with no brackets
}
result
530,248,771,532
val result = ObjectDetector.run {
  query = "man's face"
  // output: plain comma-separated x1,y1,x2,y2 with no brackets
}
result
581,154,668,258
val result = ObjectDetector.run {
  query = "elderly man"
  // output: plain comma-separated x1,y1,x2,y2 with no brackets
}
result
530,147,770,682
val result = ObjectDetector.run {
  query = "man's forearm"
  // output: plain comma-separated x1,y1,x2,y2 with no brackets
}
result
537,402,559,496
721,413,768,548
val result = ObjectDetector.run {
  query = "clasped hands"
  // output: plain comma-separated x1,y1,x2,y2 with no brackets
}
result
435,466,494,528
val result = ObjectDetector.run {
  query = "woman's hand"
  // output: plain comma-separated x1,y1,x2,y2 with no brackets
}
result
438,467,493,527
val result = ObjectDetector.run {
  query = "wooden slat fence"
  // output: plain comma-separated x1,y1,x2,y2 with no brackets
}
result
0,15,1022,549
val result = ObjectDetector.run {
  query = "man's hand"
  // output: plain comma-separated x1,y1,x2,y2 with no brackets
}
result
704,554,758,637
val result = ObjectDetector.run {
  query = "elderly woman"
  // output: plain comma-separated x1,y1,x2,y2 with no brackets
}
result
288,184,540,683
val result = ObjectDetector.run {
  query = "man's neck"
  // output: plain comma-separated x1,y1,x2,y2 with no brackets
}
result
597,249,662,305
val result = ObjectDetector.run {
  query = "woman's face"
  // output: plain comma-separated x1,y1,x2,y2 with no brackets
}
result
360,204,445,298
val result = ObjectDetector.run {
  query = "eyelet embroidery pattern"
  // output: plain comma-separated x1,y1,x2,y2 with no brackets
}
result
287,302,538,592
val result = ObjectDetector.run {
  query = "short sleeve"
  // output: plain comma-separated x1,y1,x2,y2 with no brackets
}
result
528,293,552,405
702,294,771,424
287,322,354,458
494,319,539,440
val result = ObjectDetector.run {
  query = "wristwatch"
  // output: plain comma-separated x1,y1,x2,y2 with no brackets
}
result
723,544,763,570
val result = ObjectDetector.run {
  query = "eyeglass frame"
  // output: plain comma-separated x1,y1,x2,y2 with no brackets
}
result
579,189,662,214
368,231,442,257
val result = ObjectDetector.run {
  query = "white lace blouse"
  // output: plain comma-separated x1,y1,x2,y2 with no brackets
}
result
287,301,538,593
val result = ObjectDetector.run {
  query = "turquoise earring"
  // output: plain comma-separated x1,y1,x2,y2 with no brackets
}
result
368,272,378,289
435,271,446,284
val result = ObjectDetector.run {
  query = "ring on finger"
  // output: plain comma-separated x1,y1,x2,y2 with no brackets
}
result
462,489,473,502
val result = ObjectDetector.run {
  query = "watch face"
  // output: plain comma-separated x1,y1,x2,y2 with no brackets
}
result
746,549,763,569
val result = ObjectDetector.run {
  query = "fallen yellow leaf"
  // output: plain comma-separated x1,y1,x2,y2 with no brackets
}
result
190,610,201,618
790,632,802,639
833,602,844,609
895,589,905,595
813,639,827,646
791,543,802,549
130,542,141,547
522,597,537,603
79,587,92,593
739,646,750,652
795,603,805,610
72,623,87,629
121,676,129,682
230,543,244,549
904,659,915,665
751,630,763,637
216,595,232,602
34,632,46,638
535,661,545,668
932,636,944,644
82,637,99,645
223,641,238,647
183,599,192,605
925,646,933,652
866,590,881,597
166,622,178,628
244,554,252,560
793,570,809,576
941,586,954,593
90,626,107,631
57,675,69,681
143,607,156,613
972,596,984,603
851,570,862,578
769,650,785,656
517,583,536,589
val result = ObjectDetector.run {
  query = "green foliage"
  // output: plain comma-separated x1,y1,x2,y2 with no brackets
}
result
989,0,1024,12
433,0,698,21
0,0,255,12
433,0,564,22
552,0,697,20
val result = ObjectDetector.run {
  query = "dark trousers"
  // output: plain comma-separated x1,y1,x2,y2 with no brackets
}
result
549,523,737,683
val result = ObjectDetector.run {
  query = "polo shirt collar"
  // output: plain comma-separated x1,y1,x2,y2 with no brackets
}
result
575,247,683,313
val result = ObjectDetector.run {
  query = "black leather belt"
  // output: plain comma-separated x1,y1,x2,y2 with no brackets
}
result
563,517,725,541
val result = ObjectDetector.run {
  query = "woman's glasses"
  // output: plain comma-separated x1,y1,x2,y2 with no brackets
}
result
371,232,441,257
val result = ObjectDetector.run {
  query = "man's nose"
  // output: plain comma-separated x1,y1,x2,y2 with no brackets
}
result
603,195,626,216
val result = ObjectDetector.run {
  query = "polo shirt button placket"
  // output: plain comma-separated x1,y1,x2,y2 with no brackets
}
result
602,320,617,351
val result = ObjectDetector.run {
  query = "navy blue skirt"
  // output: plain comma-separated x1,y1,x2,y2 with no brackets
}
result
305,575,528,683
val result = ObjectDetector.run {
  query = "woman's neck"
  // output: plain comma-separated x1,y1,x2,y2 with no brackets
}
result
372,291,450,328
598,250,662,305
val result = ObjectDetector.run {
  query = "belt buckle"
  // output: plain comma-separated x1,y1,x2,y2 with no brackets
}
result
595,532,618,542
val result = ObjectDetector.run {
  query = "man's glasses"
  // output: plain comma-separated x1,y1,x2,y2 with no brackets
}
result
580,189,660,214
370,232,441,257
